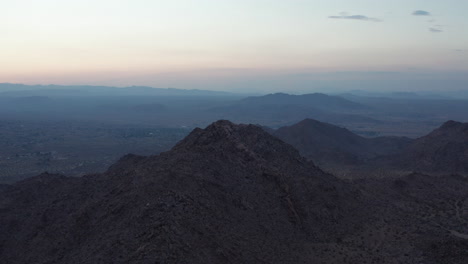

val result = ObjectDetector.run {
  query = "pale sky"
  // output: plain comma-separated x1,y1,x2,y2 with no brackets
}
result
2,0,468,92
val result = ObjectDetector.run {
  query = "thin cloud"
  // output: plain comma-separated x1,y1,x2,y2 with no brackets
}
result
429,27,443,33
328,13,382,22
413,10,431,16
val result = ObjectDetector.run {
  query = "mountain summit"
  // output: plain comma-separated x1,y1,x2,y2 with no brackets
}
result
172,120,308,166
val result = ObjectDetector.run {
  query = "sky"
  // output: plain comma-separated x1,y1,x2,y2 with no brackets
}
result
2,0,468,93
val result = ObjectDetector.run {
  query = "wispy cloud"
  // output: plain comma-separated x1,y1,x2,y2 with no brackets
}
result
412,10,443,33
328,13,382,22
413,10,431,16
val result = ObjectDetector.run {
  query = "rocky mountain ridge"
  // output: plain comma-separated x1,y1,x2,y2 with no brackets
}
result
0,120,466,263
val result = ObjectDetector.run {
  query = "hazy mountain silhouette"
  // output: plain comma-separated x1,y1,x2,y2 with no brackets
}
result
212,93,379,126
0,83,233,97
273,119,411,167
0,120,466,263
240,93,368,111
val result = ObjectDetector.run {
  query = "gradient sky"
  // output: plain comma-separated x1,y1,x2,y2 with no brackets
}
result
2,0,468,92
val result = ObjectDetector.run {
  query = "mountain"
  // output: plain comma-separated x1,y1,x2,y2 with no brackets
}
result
393,120,468,174
211,93,379,127
240,93,368,112
273,119,412,167
0,120,362,263
339,90,451,100
0,83,233,97
0,120,466,263
272,118,468,177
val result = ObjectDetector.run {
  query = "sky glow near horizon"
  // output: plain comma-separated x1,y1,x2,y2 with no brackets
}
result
2,0,468,92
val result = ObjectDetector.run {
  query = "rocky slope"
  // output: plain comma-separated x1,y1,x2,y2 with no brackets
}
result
0,120,466,263
0,120,362,263
273,118,411,167
393,120,468,174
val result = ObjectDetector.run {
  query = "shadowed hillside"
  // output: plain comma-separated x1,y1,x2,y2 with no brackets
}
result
392,120,468,174
0,120,467,263
273,119,412,167
0,120,362,263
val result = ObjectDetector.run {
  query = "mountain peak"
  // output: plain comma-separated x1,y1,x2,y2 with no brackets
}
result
441,119,460,127
276,118,359,139
175,120,258,146
296,118,341,128
204,119,242,134
0,119,366,263
172,120,307,165
440,120,466,130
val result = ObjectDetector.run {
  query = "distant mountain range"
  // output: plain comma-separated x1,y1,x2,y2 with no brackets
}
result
217,92,369,112
240,92,368,111
1,120,466,263
212,93,378,127
1,85,467,138
0,83,234,97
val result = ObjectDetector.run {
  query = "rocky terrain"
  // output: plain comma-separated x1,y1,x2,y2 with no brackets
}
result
392,120,468,175
0,120,467,263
